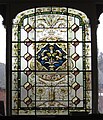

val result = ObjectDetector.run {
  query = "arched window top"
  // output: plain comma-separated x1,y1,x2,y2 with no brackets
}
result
68,8,89,23
13,7,89,25
13,7,91,43
13,8,35,24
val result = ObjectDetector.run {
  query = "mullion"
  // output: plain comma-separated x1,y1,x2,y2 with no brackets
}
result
67,7,70,115
11,41,84,43
18,25,21,114
35,8,36,115
74,17,78,108
12,70,92,72
82,25,87,111
26,17,29,100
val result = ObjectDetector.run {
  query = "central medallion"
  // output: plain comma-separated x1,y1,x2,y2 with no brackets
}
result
37,44,66,71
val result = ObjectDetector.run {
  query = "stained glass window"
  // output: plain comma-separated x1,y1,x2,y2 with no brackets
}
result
12,7,92,115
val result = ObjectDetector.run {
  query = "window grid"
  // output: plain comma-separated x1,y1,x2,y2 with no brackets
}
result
12,7,92,115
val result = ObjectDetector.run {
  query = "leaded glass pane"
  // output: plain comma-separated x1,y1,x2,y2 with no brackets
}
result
12,7,92,115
